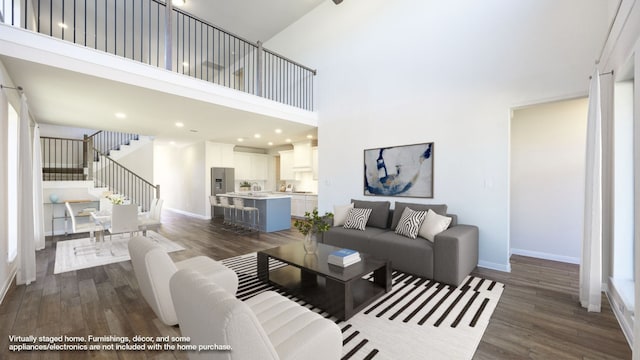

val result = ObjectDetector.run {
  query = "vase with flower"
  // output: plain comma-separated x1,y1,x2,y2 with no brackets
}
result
108,194,125,205
294,209,333,254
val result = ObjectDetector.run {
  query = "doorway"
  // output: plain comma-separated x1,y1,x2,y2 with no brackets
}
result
510,98,588,263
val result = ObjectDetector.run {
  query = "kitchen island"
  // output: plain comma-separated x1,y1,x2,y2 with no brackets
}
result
217,193,291,232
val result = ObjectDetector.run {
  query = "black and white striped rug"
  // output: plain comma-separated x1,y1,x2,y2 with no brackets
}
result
222,253,504,360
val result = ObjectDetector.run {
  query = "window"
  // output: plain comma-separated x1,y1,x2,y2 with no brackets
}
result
7,101,17,262
612,71,634,311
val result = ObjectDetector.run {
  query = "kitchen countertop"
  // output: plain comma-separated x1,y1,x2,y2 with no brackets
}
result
275,191,318,196
218,193,292,200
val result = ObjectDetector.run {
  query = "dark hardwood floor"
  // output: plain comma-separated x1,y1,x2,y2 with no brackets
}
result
0,210,632,359
473,257,631,359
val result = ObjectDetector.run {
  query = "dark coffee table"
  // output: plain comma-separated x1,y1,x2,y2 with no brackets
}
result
257,242,391,321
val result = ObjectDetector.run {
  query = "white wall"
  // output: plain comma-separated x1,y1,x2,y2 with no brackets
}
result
155,141,235,219
117,140,155,184
154,142,206,218
510,98,587,263
265,0,611,271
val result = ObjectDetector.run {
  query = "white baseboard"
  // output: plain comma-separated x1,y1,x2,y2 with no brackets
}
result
478,260,511,272
165,207,211,220
510,248,580,264
0,266,17,305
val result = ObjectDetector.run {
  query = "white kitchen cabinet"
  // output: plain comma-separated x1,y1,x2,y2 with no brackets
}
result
305,195,318,213
235,152,269,180
252,154,268,180
291,194,306,218
234,152,251,180
279,150,295,180
290,194,318,218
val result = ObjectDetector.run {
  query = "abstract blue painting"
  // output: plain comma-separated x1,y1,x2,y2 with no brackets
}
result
364,142,433,198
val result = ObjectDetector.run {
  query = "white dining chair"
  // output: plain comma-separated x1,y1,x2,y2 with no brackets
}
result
99,197,113,213
139,198,158,219
66,202,103,255
107,204,139,254
139,198,163,236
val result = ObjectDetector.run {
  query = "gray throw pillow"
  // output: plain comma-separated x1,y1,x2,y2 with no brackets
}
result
351,199,391,229
391,202,448,230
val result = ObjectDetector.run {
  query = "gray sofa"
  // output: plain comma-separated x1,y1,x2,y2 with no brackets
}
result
321,200,478,286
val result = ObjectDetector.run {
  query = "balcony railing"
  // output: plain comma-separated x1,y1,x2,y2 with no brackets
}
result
3,0,316,110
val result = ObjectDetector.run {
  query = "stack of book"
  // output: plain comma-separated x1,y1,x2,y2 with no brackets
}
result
328,249,361,267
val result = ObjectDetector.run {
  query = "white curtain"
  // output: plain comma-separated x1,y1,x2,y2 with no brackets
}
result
16,93,36,285
32,124,45,251
580,69,602,312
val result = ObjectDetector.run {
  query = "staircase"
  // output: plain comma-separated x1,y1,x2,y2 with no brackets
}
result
41,130,159,212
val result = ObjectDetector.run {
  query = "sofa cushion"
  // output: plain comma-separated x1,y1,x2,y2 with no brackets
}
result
351,199,391,229
391,202,448,229
419,209,452,242
323,226,388,252
343,208,372,231
333,203,354,227
369,231,434,278
394,207,427,239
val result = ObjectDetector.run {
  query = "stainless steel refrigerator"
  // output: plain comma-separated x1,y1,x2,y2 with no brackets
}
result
211,167,234,218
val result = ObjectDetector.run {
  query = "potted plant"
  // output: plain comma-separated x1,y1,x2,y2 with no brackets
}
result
294,209,334,254
239,181,252,192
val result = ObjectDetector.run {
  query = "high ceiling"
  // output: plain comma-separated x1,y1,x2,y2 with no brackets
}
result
1,0,328,149
176,0,325,44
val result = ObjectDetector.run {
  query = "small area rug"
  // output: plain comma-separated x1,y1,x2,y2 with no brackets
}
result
222,253,503,360
54,231,184,274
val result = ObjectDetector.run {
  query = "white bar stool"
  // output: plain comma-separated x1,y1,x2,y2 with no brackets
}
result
218,196,235,227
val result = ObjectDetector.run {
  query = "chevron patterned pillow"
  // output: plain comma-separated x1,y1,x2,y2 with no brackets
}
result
395,207,427,239
343,208,373,231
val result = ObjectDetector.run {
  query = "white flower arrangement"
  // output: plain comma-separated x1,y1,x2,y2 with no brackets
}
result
108,194,125,205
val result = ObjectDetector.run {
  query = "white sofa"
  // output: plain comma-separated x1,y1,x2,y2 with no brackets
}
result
128,236,238,326
170,268,343,360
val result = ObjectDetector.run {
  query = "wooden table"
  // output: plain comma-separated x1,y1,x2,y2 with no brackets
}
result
257,242,391,321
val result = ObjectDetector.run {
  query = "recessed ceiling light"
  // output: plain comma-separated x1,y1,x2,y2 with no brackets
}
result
175,122,184,127
285,138,292,143
237,138,244,142
275,129,282,134
172,0,186,6
306,135,313,139
254,134,261,138
58,22,68,29
115,112,126,119
268,142,273,146
169,141,176,145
